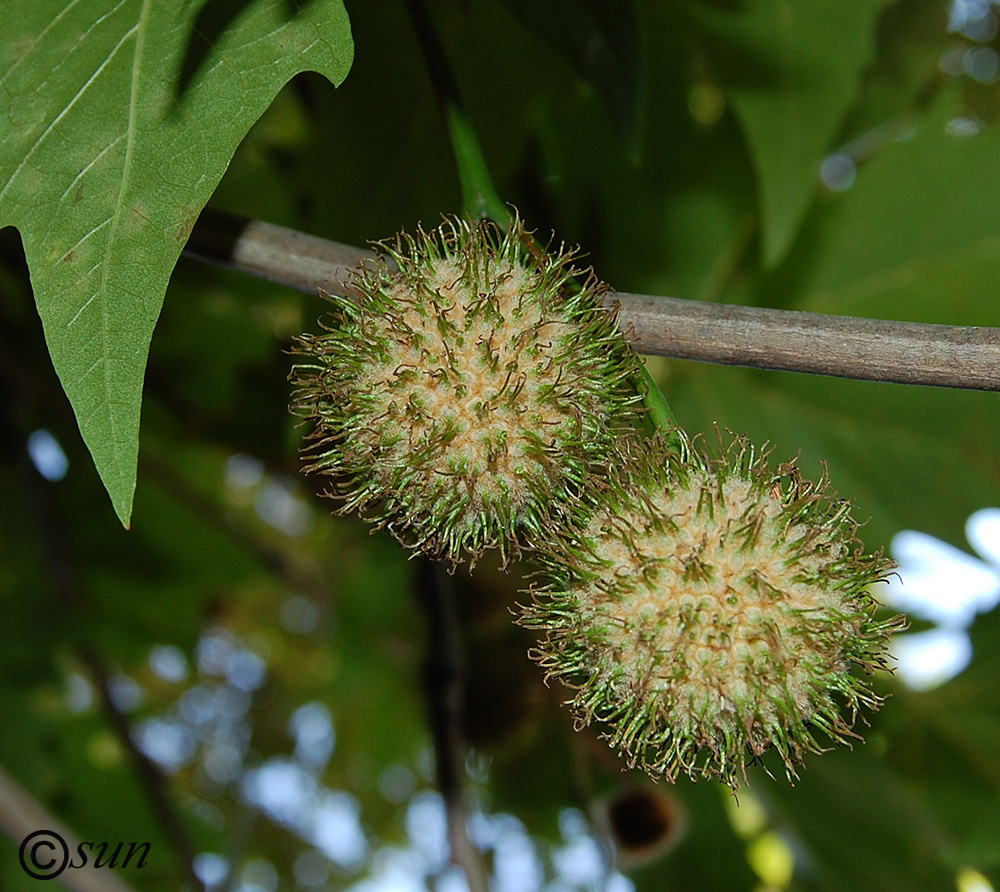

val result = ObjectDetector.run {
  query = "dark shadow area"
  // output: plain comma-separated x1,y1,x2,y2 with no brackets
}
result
176,0,325,101
497,0,643,146
177,0,259,100
184,206,253,268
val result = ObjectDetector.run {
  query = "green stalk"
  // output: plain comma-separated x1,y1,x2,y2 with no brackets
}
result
444,103,510,225
636,361,677,438
403,0,508,224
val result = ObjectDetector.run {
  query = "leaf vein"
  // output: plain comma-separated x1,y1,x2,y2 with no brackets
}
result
58,217,112,267
0,24,139,203
59,135,125,201
66,291,99,328
0,0,87,88
93,0,152,486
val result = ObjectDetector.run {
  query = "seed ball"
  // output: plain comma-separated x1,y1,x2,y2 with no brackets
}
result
520,432,902,788
289,216,643,566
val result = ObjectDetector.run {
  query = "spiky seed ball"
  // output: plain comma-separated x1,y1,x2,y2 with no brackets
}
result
289,216,643,566
520,431,902,788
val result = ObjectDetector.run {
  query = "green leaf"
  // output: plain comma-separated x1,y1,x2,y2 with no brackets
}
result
0,0,353,526
881,605,1000,875
790,90,1000,324
693,0,884,267
630,782,757,892
838,0,951,140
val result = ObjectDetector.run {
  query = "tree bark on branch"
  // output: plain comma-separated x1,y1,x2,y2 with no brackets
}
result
185,209,1000,392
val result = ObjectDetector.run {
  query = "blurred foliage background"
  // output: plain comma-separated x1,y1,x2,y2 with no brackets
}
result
2,0,1000,890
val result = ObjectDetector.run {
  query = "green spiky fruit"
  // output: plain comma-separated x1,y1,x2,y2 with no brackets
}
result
289,216,642,566
520,431,902,788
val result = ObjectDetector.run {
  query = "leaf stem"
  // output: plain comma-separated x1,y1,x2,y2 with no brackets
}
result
635,361,677,437
444,104,511,224
402,0,676,428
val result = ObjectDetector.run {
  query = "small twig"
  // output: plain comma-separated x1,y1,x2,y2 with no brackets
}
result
413,560,490,892
184,210,1000,391
0,762,140,892
10,432,204,891
78,649,204,892
139,450,334,608
184,209,374,297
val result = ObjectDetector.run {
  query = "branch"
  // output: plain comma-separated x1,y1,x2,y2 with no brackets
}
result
78,649,204,892
0,762,139,892
412,560,490,892
10,431,203,891
184,209,1000,391
618,294,1000,392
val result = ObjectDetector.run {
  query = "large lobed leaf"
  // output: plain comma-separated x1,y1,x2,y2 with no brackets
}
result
693,0,885,267
0,0,353,526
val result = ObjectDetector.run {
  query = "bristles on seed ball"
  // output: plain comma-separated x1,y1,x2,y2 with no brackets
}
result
520,431,902,789
289,216,643,566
